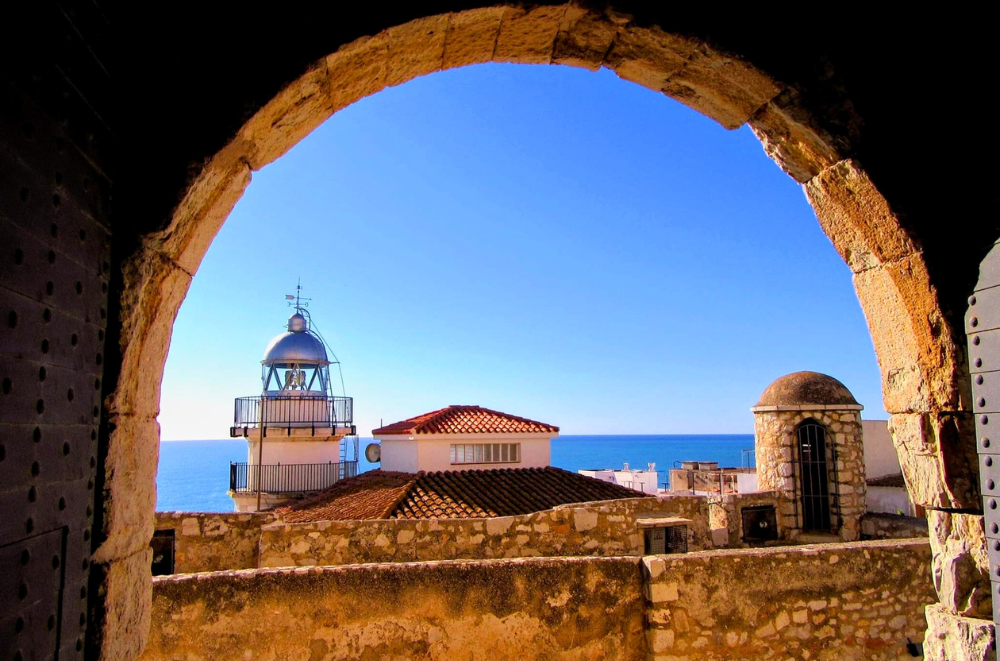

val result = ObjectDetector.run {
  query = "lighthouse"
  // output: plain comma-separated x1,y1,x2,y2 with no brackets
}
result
228,290,358,512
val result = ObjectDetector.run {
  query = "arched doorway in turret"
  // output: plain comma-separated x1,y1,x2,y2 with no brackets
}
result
796,419,833,532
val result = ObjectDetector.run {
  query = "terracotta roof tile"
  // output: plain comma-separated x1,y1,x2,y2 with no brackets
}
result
373,405,559,436
273,467,647,522
274,471,416,522
867,473,907,488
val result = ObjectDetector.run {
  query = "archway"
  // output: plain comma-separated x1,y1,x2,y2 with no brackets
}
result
796,419,833,532
94,5,978,657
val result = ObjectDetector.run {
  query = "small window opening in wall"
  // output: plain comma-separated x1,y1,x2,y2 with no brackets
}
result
644,525,688,554
150,529,175,576
741,505,778,544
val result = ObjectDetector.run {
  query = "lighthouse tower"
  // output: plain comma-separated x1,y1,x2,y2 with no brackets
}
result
228,291,357,512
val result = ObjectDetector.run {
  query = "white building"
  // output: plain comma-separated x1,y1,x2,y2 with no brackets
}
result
579,464,661,495
372,405,559,473
228,297,357,512
862,419,920,517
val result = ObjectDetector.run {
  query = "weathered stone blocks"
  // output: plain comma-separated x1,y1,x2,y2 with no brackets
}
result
927,511,992,618
154,511,279,573
923,604,997,661
603,24,693,91
805,159,969,417
93,415,160,564
551,5,617,71
749,87,850,183
140,556,646,661
890,412,980,510
256,496,713,570
237,60,334,170
140,540,937,661
643,540,935,660
90,548,153,661
441,7,504,70
494,4,565,64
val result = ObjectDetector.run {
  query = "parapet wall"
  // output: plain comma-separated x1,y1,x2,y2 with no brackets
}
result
154,511,278,573
157,494,788,573
860,512,929,540
258,496,710,568
140,556,647,661
644,539,935,660
708,491,785,547
139,539,935,661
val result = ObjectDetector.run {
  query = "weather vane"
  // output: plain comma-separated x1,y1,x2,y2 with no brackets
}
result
285,278,310,310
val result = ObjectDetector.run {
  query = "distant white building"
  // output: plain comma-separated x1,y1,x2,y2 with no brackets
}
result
862,419,919,517
372,405,559,473
579,464,660,495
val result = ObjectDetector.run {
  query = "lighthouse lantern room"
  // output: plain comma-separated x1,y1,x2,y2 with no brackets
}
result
228,290,358,512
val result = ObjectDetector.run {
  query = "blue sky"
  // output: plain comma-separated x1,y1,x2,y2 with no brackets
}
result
158,63,886,440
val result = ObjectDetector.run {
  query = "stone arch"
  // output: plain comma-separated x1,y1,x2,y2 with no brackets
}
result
95,4,976,656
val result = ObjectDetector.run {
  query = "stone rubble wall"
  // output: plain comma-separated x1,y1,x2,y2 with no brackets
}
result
707,492,784,548
139,556,647,661
923,604,997,661
154,511,278,573
156,494,791,574
644,539,935,660
921,511,994,660
258,496,711,568
860,512,929,540
139,539,935,661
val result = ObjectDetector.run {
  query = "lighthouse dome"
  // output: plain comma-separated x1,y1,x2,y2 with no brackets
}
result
262,313,329,365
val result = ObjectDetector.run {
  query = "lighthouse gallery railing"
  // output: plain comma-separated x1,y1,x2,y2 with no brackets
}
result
229,461,358,494
230,395,353,435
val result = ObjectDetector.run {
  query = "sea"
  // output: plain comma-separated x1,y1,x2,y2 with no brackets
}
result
156,434,755,512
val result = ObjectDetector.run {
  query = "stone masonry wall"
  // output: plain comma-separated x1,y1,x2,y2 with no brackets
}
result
708,492,784,548
258,496,710,569
755,408,866,540
643,539,935,660
139,556,647,661
139,540,935,661
154,511,278,573
860,512,929,541
156,494,792,574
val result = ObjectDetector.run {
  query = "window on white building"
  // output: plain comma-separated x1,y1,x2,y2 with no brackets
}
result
450,442,520,464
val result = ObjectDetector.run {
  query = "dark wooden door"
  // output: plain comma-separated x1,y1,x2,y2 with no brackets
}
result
0,2,111,658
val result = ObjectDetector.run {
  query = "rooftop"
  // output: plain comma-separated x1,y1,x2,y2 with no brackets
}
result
274,467,646,522
262,311,330,365
754,371,860,408
867,473,907,488
372,405,559,436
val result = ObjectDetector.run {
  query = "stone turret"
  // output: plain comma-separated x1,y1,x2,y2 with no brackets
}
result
752,371,866,541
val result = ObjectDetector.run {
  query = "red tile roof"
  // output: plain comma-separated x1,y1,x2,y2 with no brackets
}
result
275,471,417,522
867,473,907,488
273,467,647,522
372,405,559,435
